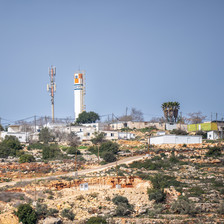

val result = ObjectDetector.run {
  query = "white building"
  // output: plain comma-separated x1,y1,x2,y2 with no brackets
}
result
207,131,219,140
150,135,202,145
1,131,29,143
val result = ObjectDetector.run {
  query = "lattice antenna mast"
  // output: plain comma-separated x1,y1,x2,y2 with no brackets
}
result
47,66,56,123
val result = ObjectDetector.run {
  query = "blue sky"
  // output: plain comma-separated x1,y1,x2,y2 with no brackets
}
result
0,0,224,124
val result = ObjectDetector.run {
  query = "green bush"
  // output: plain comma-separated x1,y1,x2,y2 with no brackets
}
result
27,143,45,150
39,128,54,144
196,130,207,139
170,129,187,135
112,196,129,205
66,147,81,155
149,173,182,190
19,154,36,163
188,186,205,197
112,195,133,216
147,188,166,203
61,208,75,221
86,216,107,224
171,198,198,216
206,146,222,157
100,141,119,155
42,144,63,160
16,204,37,224
0,136,22,158
36,203,48,218
102,152,116,163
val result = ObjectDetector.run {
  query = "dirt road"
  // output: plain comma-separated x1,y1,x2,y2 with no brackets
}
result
0,155,145,188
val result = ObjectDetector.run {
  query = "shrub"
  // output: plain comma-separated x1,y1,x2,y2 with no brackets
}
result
188,186,205,197
112,195,133,216
171,198,198,216
39,128,54,144
47,208,59,216
196,130,207,139
66,147,81,155
19,154,36,163
61,208,75,221
149,173,182,190
27,143,45,150
170,129,187,135
0,136,22,158
42,144,63,160
100,141,119,155
218,201,224,214
147,188,166,203
36,203,48,218
16,204,37,224
102,152,116,163
206,146,222,157
86,216,107,224
112,196,129,205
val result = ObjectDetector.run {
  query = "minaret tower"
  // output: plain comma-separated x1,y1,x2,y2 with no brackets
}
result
74,71,86,120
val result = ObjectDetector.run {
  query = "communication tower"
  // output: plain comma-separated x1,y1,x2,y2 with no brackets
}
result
47,66,56,123
74,71,86,120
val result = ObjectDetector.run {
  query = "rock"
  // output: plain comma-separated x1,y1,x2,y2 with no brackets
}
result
43,217,62,224
0,213,19,224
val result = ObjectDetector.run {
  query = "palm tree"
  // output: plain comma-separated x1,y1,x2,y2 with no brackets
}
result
168,102,175,123
161,102,169,122
173,102,180,123
162,101,180,123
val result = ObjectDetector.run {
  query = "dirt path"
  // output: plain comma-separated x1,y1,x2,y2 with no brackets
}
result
0,155,145,188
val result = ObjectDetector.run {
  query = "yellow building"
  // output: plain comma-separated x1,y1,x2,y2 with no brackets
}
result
187,122,218,132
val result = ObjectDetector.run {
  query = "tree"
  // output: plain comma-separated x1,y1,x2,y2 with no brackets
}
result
39,128,54,144
187,111,207,124
75,111,100,124
119,107,144,122
91,132,106,145
2,135,22,150
42,144,62,160
162,102,180,123
130,108,144,121
0,124,4,131
66,132,80,148
16,204,37,224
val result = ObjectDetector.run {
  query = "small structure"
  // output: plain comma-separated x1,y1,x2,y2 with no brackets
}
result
150,135,202,145
207,131,219,140
157,131,166,136
80,183,88,191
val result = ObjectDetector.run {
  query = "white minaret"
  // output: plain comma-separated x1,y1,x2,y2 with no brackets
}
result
74,71,86,120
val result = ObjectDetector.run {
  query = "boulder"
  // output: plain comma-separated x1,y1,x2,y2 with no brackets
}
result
43,217,62,224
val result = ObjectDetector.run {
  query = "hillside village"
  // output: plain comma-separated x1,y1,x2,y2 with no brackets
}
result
0,112,223,224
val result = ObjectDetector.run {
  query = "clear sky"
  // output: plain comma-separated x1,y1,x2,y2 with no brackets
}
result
0,0,224,124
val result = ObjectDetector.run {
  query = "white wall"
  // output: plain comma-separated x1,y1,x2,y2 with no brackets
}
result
150,135,202,145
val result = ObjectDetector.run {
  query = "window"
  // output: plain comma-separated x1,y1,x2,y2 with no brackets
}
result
87,133,90,136
111,133,114,137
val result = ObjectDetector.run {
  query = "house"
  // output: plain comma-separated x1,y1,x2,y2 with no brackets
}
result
150,135,202,145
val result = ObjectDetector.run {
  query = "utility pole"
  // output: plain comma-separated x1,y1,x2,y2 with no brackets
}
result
34,115,36,132
47,66,56,123
98,145,100,165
